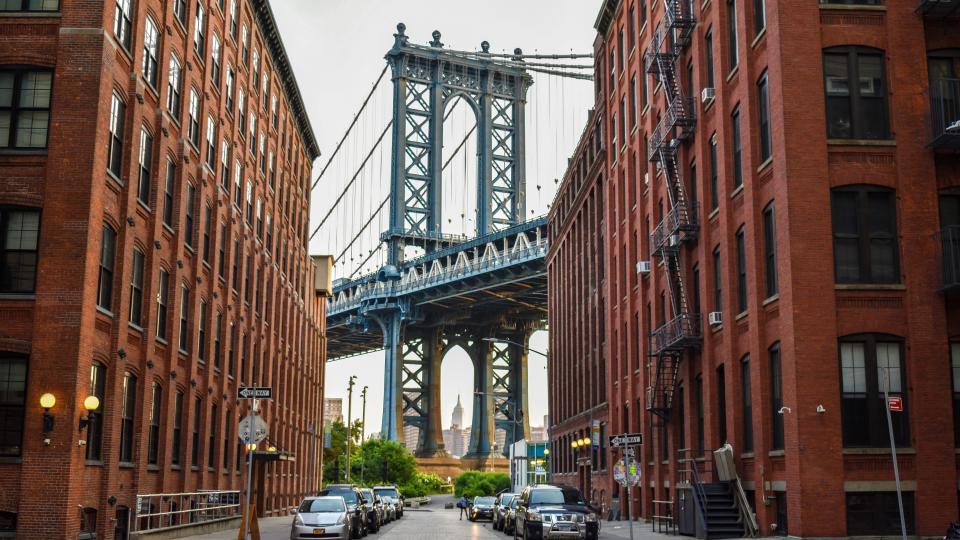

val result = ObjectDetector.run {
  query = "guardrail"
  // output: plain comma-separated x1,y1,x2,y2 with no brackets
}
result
133,490,241,532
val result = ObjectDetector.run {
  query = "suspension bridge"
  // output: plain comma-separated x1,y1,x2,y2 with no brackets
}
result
309,23,592,465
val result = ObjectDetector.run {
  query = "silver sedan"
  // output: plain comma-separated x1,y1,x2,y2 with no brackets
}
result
291,496,351,540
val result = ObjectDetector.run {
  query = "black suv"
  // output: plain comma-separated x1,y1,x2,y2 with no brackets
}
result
373,485,404,519
513,484,599,540
493,492,517,530
318,484,370,538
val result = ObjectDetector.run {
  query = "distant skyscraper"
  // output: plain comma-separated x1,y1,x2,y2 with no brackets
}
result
452,394,464,428
529,425,547,442
324,398,344,425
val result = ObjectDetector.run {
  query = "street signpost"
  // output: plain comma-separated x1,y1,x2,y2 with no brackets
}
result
238,387,273,400
887,396,903,412
238,414,268,445
610,433,643,540
882,373,907,540
609,433,643,447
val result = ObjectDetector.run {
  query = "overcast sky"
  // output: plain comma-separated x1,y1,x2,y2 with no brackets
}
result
273,1,599,436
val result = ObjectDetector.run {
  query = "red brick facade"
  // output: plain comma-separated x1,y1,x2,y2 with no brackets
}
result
0,0,326,538
551,0,960,536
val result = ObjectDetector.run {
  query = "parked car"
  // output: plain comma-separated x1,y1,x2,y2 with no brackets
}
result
513,484,599,540
380,496,397,522
503,497,521,536
373,485,404,519
493,492,517,531
291,496,352,540
470,496,497,521
317,485,370,538
360,488,383,532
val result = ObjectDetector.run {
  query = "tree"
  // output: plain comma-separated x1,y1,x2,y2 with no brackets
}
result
351,438,417,486
322,419,363,483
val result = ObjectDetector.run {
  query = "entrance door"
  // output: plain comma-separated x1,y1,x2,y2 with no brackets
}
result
114,506,130,540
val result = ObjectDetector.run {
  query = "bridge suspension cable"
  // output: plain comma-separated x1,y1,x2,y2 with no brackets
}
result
334,195,389,264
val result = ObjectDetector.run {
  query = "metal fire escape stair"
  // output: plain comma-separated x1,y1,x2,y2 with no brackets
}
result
645,0,701,420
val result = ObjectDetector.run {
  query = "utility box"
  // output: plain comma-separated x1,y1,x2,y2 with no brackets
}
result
312,255,334,297
713,443,736,482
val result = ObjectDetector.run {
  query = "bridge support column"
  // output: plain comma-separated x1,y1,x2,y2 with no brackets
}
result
413,329,446,457
496,330,532,452
464,331,497,460
374,310,403,442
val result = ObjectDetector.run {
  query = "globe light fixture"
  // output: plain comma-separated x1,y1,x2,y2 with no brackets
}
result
79,395,101,432
39,393,56,409
245,443,258,452
40,393,56,438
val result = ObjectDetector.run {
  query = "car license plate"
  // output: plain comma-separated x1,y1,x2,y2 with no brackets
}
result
312,528,325,534
555,523,572,531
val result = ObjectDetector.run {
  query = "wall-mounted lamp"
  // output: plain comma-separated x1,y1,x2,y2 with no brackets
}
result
570,440,579,449
245,443,258,452
40,393,56,443
268,446,278,453
79,395,101,432
543,448,550,456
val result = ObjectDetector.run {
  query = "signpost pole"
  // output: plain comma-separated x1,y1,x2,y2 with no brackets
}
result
243,396,257,540
882,371,907,540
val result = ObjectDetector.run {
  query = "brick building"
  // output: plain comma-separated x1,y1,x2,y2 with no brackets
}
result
549,0,960,536
547,109,612,511
0,0,326,538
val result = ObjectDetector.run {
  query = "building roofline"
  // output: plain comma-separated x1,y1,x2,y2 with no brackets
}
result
252,0,321,161
593,0,621,34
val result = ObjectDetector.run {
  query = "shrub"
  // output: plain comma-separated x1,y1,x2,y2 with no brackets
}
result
454,471,511,497
398,472,445,498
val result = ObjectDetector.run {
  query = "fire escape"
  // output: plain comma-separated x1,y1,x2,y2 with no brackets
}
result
644,0,700,420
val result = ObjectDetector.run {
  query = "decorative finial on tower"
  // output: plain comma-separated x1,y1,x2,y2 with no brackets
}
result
393,22,408,48
512,48,524,62
430,30,443,48
481,41,490,53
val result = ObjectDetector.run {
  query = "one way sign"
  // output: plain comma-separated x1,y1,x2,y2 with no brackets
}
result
237,386,273,400
609,433,643,447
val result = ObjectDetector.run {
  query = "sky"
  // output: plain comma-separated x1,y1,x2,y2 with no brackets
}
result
271,1,599,435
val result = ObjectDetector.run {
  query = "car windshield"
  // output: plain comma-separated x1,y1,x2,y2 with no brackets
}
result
528,488,586,506
320,489,357,505
475,497,496,505
361,490,374,501
511,498,520,508
500,495,515,506
375,488,399,499
299,499,345,513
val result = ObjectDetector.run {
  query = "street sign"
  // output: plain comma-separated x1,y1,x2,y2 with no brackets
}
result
609,433,643,447
613,458,641,487
238,414,268,444
592,420,601,448
888,396,903,412
238,386,273,400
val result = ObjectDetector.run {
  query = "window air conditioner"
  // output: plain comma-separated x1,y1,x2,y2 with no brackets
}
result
636,261,652,274
708,311,723,326
668,234,680,247
701,87,716,105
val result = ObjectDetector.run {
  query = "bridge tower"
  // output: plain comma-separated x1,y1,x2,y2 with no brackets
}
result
368,24,535,462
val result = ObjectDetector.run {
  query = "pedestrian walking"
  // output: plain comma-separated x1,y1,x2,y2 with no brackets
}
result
457,495,469,520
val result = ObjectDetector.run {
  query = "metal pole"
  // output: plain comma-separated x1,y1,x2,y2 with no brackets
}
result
243,396,257,539
882,369,907,540
627,444,634,540
346,376,356,483
361,386,367,484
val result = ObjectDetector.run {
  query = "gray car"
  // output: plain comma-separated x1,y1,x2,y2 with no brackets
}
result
291,496,351,540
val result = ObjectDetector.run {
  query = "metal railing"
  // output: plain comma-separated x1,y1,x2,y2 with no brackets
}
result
650,313,702,355
133,490,241,532
931,78,960,149
677,448,709,535
936,225,960,291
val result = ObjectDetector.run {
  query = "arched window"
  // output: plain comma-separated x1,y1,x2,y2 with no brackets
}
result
96,224,116,311
823,46,890,140
86,362,106,460
839,334,909,447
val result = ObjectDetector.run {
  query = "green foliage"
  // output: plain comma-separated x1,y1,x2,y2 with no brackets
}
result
322,419,363,483
349,438,417,486
453,471,511,498
398,472,446,498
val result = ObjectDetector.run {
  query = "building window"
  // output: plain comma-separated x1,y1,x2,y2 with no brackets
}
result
0,0,58,11
157,268,169,339
0,68,52,150
129,248,145,325
113,0,132,50
163,158,175,227
232,238,240,291
705,29,715,88
210,34,221,87
763,202,777,297
237,89,246,135
220,139,230,190
178,285,190,352
754,0,766,35
137,128,153,205
709,135,718,211
846,492,915,536
97,225,116,311
695,375,705,455
233,160,243,208
107,93,125,177
85,362,106,461
248,113,256,153
770,343,784,450
205,115,216,171
731,106,742,189
225,66,235,111
256,198,263,239
147,382,162,464
831,185,899,284
119,372,137,463
188,89,200,147
953,343,960,447
271,95,278,128
840,335,909,447
252,50,261,84
727,0,738,71
223,409,231,470
736,226,747,314
229,0,237,37
0,207,40,293
202,204,212,263
241,25,249,65
167,55,182,117
712,245,722,313
172,390,184,465
214,312,222,369
173,0,186,25
218,223,226,278
758,72,772,162
142,17,160,88
208,403,217,468
193,1,206,57
184,182,196,248
191,397,201,466
717,365,727,444
741,355,753,452
197,299,207,362
245,180,253,224
0,356,27,457
823,47,889,140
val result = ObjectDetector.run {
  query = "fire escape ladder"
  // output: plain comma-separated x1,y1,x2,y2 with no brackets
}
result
645,0,700,419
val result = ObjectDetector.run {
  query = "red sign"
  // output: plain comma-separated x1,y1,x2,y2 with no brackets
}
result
887,396,903,412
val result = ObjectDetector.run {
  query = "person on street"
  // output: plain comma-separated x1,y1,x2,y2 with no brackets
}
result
457,495,469,520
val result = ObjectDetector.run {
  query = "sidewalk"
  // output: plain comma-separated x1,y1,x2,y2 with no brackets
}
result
599,519,746,540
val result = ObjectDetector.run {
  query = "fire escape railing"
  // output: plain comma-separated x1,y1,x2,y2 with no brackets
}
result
931,78,960,149
644,0,701,419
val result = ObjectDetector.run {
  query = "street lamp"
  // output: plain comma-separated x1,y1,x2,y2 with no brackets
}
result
40,393,56,441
